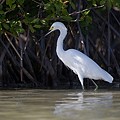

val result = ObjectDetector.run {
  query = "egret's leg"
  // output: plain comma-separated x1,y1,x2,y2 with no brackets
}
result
81,83,84,90
77,74,84,90
90,79,98,91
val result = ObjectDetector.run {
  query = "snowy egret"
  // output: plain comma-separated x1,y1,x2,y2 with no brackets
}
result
45,22,113,90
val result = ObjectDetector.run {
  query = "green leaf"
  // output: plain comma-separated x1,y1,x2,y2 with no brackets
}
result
62,9,69,16
115,0,120,5
11,4,16,9
92,0,97,5
23,19,29,25
33,25,41,29
0,10,4,14
107,0,112,9
6,0,16,8
29,25,35,33
84,10,90,16
69,0,75,9
31,18,40,24
61,15,72,21
86,15,92,24
2,23,10,30
16,28,25,34
17,0,25,5
80,15,92,27
55,3,61,12
100,0,106,5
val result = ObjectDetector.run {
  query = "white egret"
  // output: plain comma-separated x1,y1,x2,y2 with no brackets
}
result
46,22,113,90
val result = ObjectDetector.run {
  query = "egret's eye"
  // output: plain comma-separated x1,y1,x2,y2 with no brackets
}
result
50,26,54,31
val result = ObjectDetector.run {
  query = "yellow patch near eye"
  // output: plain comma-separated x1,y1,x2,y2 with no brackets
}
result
49,26,54,31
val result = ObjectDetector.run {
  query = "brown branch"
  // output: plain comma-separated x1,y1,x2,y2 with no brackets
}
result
19,38,23,81
4,33,22,61
89,37,108,66
0,0,5,5
69,5,104,16
93,10,120,38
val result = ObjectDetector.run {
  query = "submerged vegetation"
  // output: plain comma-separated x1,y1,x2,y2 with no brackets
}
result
0,0,120,89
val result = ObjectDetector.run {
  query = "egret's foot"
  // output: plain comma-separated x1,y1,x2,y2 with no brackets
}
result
83,88,85,91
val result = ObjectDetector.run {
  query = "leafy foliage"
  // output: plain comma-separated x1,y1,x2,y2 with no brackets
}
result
0,0,120,36
44,0,72,21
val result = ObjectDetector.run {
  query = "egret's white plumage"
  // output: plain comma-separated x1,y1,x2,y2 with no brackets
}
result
46,22,113,90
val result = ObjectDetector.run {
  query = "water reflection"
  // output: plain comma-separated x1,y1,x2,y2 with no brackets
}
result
0,90,120,120
54,91,120,120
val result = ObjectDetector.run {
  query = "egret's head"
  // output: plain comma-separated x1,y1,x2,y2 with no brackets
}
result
45,22,67,36
50,22,67,31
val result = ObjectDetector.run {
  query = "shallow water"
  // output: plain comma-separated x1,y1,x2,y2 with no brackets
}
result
0,89,120,120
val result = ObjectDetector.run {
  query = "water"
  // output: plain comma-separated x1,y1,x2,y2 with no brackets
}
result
0,89,120,120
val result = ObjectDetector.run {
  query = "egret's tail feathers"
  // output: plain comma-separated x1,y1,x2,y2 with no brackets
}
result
102,69,113,83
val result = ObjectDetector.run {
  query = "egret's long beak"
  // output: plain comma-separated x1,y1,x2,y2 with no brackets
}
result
45,30,53,37
45,27,54,37
38,27,54,42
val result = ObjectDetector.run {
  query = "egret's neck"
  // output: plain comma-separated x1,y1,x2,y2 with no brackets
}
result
56,29,67,57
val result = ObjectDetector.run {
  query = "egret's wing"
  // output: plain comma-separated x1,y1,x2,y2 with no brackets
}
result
65,49,102,77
